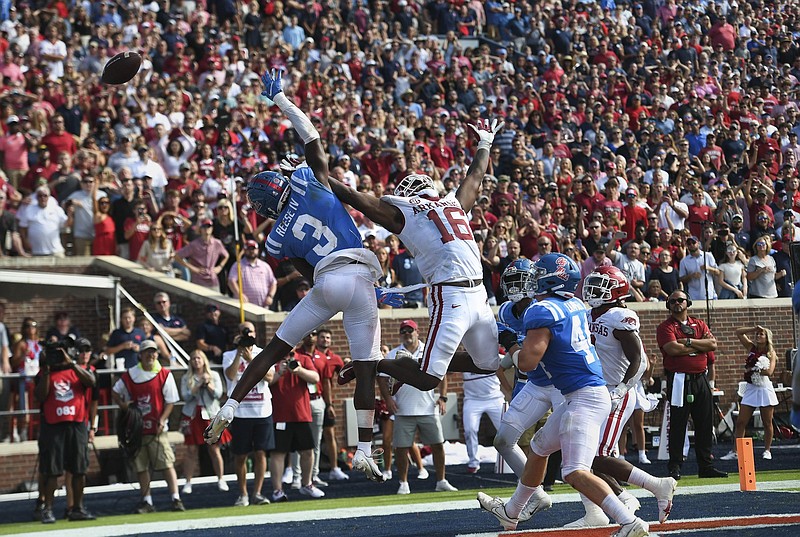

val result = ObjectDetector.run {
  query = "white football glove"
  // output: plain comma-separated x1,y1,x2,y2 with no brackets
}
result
204,399,239,444
468,118,504,151
609,384,629,413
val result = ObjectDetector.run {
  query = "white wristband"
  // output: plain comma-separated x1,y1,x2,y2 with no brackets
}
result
511,350,521,368
476,140,492,152
273,93,320,144
223,399,240,412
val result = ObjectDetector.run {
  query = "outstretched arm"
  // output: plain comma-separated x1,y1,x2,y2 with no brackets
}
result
261,69,329,187
329,178,404,234
456,118,503,212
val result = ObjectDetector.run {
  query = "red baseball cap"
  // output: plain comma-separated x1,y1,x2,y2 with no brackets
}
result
400,320,418,332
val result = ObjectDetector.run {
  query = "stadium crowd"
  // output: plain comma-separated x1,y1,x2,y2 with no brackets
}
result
0,0,798,307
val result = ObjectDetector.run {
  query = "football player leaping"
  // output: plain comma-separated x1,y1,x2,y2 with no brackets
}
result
204,70,386,483
332,119,504,393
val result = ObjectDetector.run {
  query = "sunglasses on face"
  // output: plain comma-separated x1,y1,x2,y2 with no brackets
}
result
668,297,687,306
399,327,415,334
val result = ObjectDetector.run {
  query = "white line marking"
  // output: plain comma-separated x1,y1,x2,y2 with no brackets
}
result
9,481,799,537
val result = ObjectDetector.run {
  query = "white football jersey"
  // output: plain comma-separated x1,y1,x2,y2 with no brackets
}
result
588,307,646,387
383,192,481,284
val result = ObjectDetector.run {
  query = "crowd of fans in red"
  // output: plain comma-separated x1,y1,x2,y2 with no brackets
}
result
1,0,800,307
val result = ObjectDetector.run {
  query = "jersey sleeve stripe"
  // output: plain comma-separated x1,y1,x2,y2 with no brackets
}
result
539,301,565,322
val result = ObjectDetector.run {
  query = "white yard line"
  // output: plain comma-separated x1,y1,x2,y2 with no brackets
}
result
7,481,799,537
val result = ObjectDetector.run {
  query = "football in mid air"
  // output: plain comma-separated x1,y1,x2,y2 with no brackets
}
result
101,51,142,85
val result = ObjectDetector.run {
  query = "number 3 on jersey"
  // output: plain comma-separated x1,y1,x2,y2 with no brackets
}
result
292,214,337,256
427,207,473,244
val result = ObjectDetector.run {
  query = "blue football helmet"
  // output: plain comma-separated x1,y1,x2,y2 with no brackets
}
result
531,253,581,298
501,258,537,303
247,170,291,219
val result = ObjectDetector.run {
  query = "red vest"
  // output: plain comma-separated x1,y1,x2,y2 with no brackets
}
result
41,367,88,425
122,368,170,435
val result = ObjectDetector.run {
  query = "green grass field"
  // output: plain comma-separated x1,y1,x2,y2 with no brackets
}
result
3,469,799,535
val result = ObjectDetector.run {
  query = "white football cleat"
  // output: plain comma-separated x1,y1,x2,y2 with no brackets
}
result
518,492,553,522
417,467,429,480
611,517,649,537
397,481,410,495
477,492,518,531
654,476,677,523
352,449,385,482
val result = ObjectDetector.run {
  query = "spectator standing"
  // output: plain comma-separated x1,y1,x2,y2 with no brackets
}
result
92,186,116,256
44,311,81,344
227,240,277,308
111,169,137,259
291,330,328,489
137,223,175,276
0,301,8,416
747,236,782,298
180,350,230,495
195,305,228,364
7,318,41,442
679,236,720,302
18,186,69,257
315,328,349,482
0,115,31,187
174,219,229,291
222,323,272,507
124,198,153,262
718,245,748,299
267,349,325,502
391,248,425,307
104,307,146,370
656,291,727,481
380,320,458,495
34,342,96,523
112,340,185,513
151,292,191,344
65,175,106,256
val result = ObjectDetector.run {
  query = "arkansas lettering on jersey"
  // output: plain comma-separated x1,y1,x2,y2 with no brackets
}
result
589,307,644,387
266,167,363,266
382,191,481,284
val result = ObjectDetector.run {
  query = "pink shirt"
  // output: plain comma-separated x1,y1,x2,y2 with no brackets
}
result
0,133,29,170
177,238,228,288
228,258,277,306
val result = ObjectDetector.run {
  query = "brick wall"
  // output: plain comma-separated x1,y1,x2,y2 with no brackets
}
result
1,258,796,492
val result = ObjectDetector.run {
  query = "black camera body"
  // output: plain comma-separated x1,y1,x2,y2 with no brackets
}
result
238,328,257,348
287,358,300,370
42,334,77,367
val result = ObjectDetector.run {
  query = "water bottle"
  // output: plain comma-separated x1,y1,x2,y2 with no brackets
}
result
246,457,253,474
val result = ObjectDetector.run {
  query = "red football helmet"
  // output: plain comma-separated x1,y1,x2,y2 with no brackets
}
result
582,265,630,306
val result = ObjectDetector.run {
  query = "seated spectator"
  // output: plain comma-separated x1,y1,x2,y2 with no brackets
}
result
137,223,175,276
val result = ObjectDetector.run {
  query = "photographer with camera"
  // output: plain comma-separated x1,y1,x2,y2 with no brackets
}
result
222,322,273,506
33,335,96,523
112,340,184,514
267,348,324,502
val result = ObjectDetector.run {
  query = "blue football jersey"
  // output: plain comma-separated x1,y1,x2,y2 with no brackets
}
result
265,168,363,267
522,296,605,394
498,301,552,387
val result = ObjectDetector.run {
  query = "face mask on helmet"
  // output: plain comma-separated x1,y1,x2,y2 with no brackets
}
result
394,173,436,197
582,266,630,306
247,171,292,219
501,259,536,303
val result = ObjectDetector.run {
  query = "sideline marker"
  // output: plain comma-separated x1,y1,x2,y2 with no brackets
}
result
736,437,756,491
